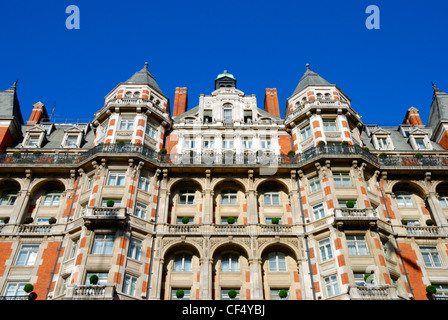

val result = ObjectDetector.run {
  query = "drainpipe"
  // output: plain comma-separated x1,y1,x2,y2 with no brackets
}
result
45,173,80,300
377,179,415,300
296,173,316,300
146,169,162,299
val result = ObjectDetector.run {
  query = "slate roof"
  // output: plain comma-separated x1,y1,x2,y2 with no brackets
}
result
125,62,163,95
427,85,448,129
0,83,24,124
291,64,332,97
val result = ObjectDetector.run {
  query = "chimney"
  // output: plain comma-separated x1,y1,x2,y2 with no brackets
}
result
403,107,423,126
27,101,48,125
173,87,188,117
264,88,280,118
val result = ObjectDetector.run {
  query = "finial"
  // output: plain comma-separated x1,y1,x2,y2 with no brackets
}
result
224,70,228,74
12,79,18,88
144,62,149,69
306,63,310,70
432,82,441,92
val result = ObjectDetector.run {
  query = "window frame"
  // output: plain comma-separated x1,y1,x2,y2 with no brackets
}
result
264,191,280,205
119,117,135,130
333,172,352,188
91,234,115,255
173,253,193,272
15,244,39,266
318,238,333,262
268,252,287,272
420,246,443,268
346,235,369,256
107,171,126,186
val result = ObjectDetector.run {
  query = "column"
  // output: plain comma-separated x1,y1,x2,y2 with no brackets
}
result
249,258,263,300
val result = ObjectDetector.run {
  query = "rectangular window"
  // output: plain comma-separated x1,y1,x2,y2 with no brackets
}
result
309,176,321,193
0,192,17,206
134,202,147,219
101,199,121,207
145,123,157,139
266,217,282,224
66,136,78,147
183,138,195,149
323,119,338,132
377,137,388,149
122,274,138,297
415,138,426,149
179,190,195,204
318,238,333,262
354,273,376,286
324,275,340,297
68,238,79,260
264,192,280,205
4,283,26,299
138,176,151,192
203,137,215,149
128,238,142,261
260,139,272,150
221,191,238,205
15,245,39,266
91,235,114,255
107,171,126,186
223,109,232,122
333,172,352,187
338,200,357,208
28,136,40,147
222,139,234,149
347,235,369,255
420,246,443,268
221,217,238,224
268,252,287,271
312,203,326,220
43,192,61,206
119,117,134,130
242,137,253,150
174,254,192,272
300,125,312,140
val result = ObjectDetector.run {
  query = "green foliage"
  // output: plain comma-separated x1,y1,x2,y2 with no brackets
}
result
401,219,408,225
159,148,167,154
181,217,190,224
426,219,435,226
227,217,235,225
89,275,99,285
228,289,237,299
278,289,288,299
23,283,34,293
415,153,423,158
341,141,349,146
345,201,355,209
106,199,115,207
271,217,280,225
176,289,185,299
49,217,57,224
318,141,326,146
426,285,437,294
1,217,9,224
23,217,33,224
287,150,295,156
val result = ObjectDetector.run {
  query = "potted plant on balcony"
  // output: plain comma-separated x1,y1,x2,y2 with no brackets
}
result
318,141,326,148
227,217,235,225
415,153,423,159
287,150,295,156
426,285,437,300
278,289,288,299
33,150,42,156
176,289,185,299
426,219,435,226
49,217,57,225
159,148,167,154
401,219,408,226
228,289,237,299
379,153,387,159
181,216,190,224
12,151,21,159
341,141,349,146
23,283,34,293
89,274,99,285
271,217,280,225
1,217,10,224
346,201,355,209
23,217,33,224
106,199,115,208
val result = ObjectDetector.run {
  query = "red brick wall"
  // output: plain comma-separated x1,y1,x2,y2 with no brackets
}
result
0,126,14,151
34,242,63,300
0,242,13,277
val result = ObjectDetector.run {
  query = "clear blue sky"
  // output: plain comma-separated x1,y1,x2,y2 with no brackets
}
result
1,0,447,126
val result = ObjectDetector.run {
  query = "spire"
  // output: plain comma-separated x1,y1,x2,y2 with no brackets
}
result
291,64,331,96
125,62,163,94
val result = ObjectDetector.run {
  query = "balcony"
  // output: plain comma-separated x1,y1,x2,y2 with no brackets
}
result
83,207,127,229
405,226,446,238
161,223,295,235
16,224,53,234
348,285,402,300
334,208,378,229
64,285,116,300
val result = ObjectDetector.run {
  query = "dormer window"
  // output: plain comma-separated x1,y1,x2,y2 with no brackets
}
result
28,136,40,147
415,138,426,149
408,129,432,150
66,136,78,147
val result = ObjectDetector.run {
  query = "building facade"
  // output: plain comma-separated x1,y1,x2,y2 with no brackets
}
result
0,63,448,300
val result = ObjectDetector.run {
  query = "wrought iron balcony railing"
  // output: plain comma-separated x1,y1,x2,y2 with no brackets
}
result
2,142,448,168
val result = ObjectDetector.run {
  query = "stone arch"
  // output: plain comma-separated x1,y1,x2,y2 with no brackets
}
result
210,178,247,193
0,178,22,191
254,178,291,193
210,240,251,260
257,240,300,261
167,177,204,192
390,180,427,199
161,240,203,262
28,178,68,195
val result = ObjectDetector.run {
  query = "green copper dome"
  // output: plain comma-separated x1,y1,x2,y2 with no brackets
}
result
216,70,235,79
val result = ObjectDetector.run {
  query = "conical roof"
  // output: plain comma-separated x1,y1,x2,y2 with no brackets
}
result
126,62,163,94
291,64,332,96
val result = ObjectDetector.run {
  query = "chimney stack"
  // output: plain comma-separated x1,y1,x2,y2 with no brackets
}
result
264,88,280,118
173,87,188,117
27,102,49,125
403,107,423,126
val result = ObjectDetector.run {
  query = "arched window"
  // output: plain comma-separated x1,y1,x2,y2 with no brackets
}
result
221,253,239,272
221,190,238,205
395,191,413,208
324,93,331,100
316,93,323,99
174,253,193,272
268,252,287,271
179,190,196,204
0,191,18,206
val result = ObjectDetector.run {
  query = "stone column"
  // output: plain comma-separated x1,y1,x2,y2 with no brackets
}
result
199,257,213,300
249,258,263,300
427,192,448,227
155,169,169,223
